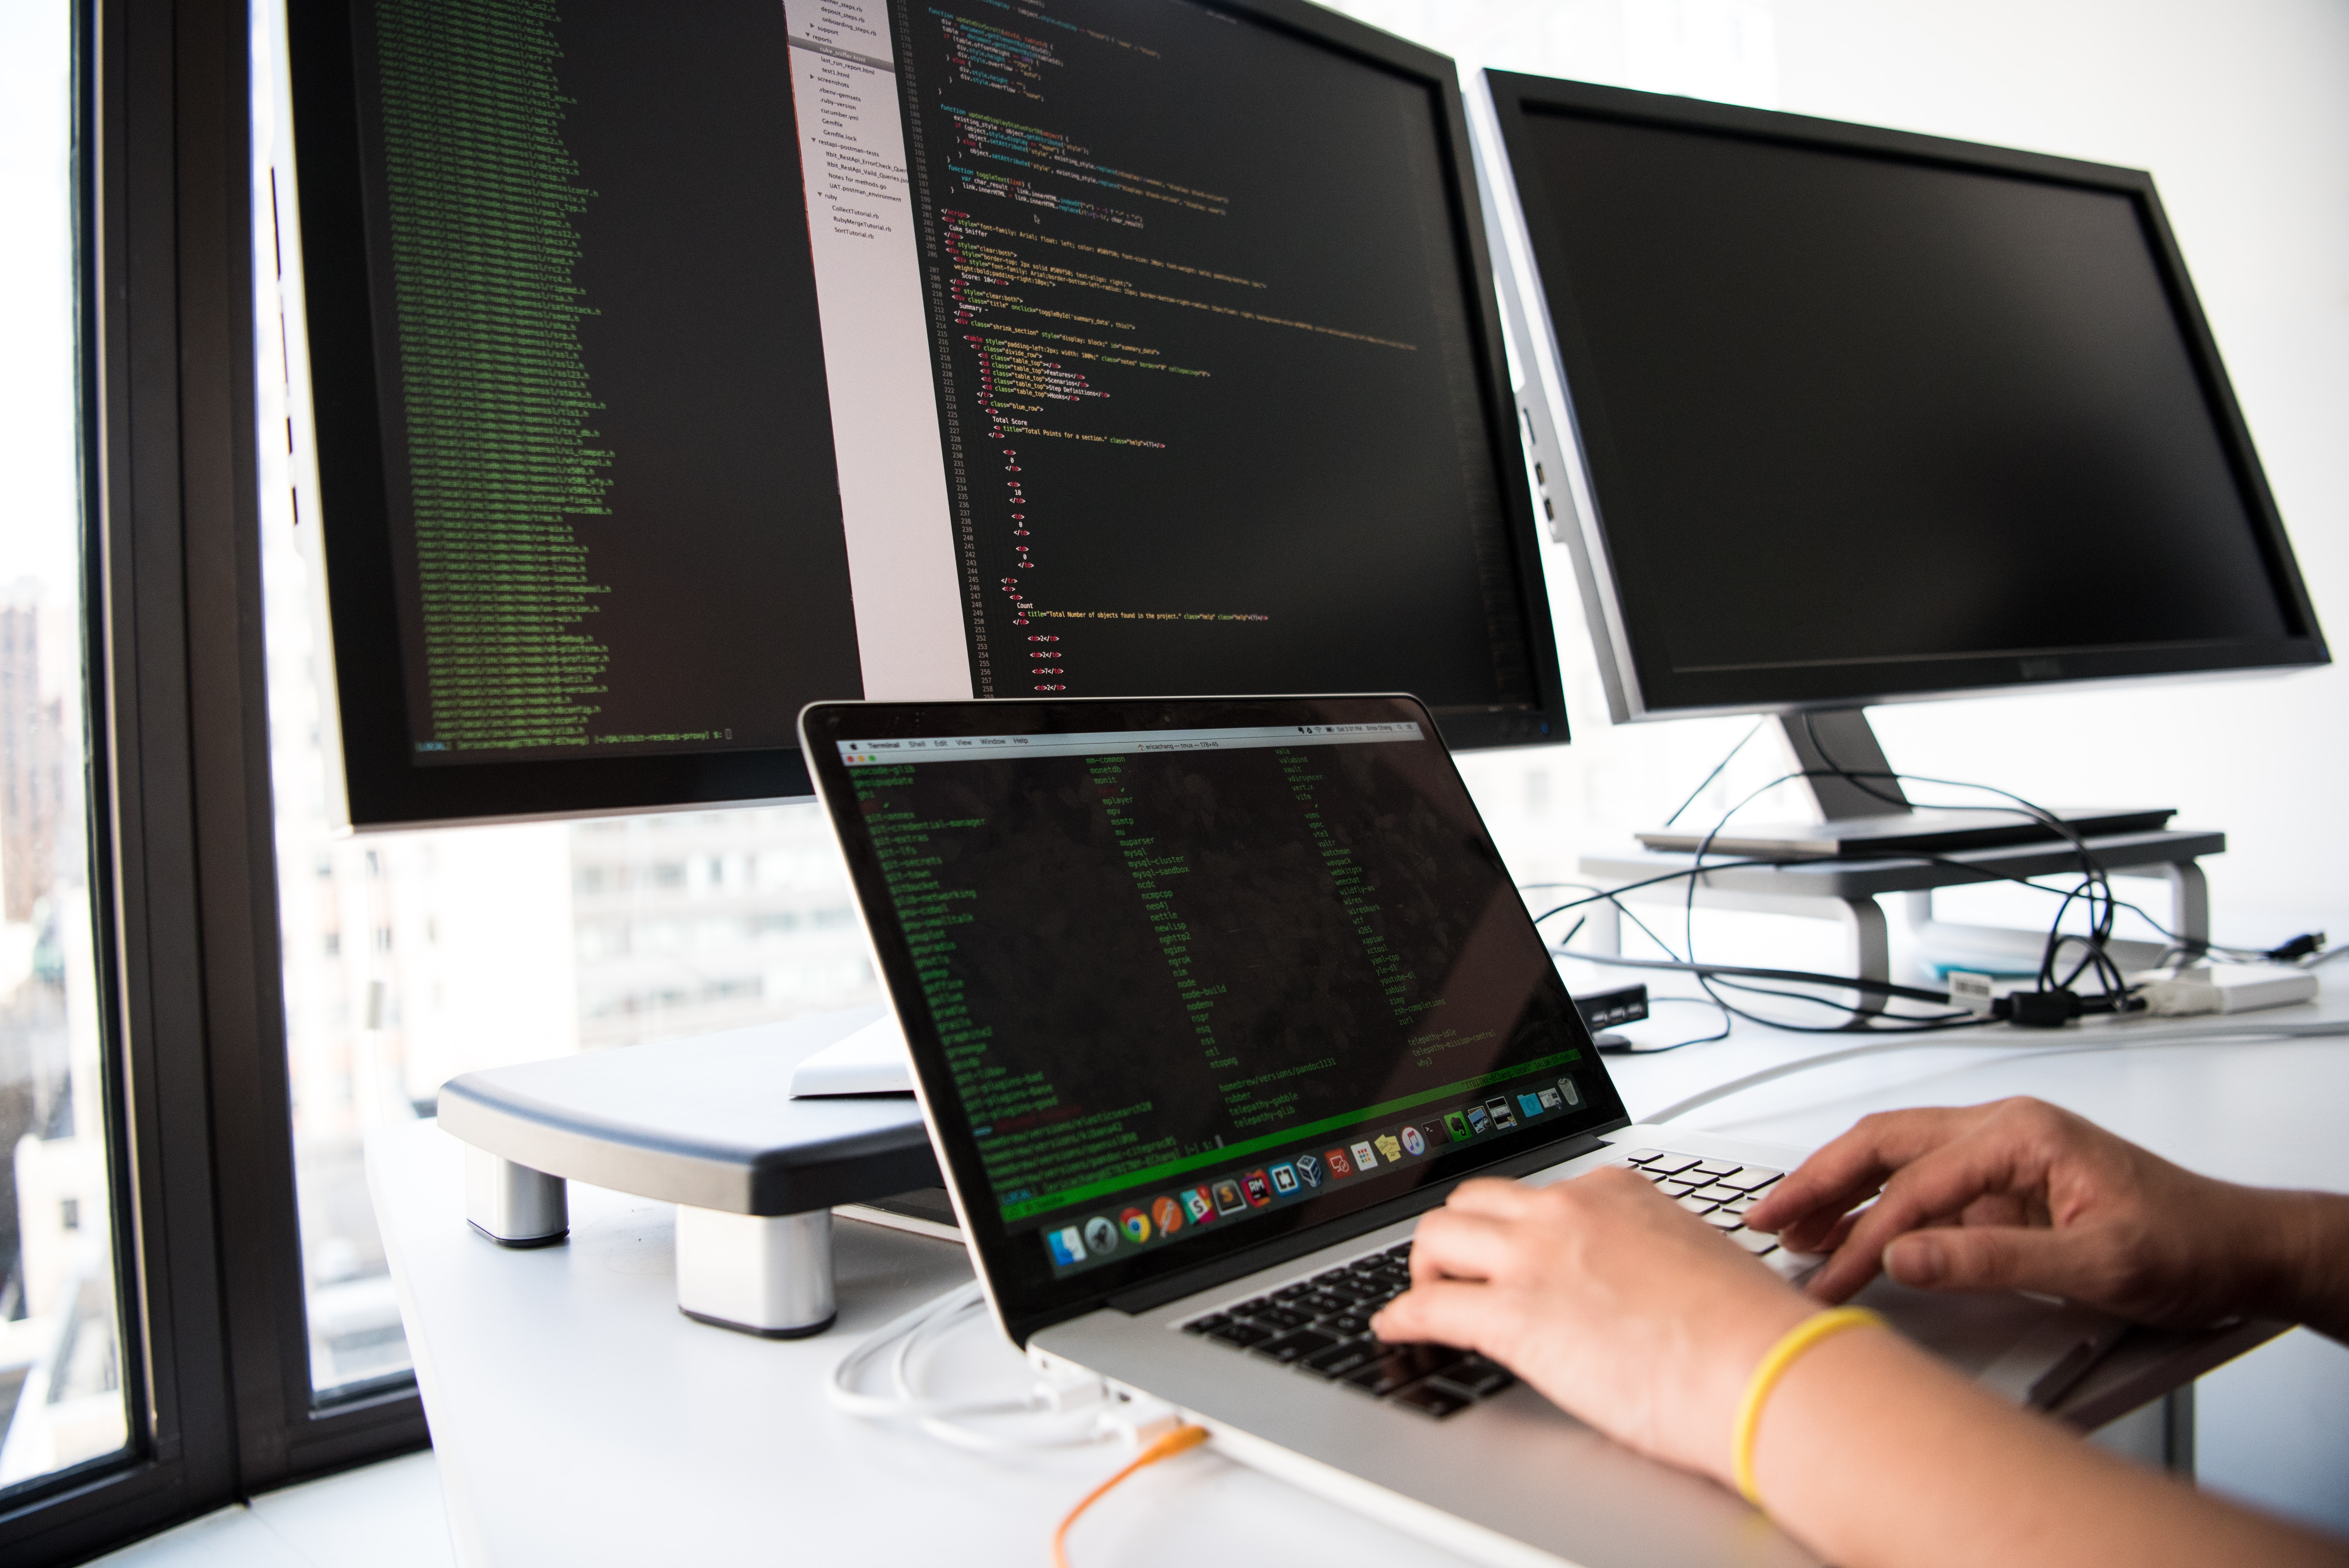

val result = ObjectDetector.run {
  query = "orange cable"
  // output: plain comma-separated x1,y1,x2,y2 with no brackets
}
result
1050,1423,1211,1568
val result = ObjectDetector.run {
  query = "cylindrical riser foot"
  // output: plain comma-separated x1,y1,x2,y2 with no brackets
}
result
675,1206,837,1337
465,1146,568,1247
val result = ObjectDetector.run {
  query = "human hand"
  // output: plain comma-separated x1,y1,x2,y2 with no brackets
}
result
1743,1097,2297,1326
1370,1168,1814,1483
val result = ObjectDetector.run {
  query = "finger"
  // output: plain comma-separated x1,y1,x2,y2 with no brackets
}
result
1773,1205,1864,1258
1405,1208,1527,1285
1832,1133,2042,1269
1805,1135,2041,1301
1437,1177,1541,1219
1371,1278,1507,1354
1746,1107,1978,1233
1883,1224,2092,1298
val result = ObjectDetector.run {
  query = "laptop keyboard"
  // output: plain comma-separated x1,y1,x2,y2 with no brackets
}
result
1178,1147,1812,1418
1182,1242,1515,1419
1610,1148,1809,1275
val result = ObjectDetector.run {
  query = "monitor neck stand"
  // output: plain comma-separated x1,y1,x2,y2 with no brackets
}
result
1780,707,1911,823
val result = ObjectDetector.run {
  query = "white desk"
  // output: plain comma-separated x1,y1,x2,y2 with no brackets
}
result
370,989,2349,1566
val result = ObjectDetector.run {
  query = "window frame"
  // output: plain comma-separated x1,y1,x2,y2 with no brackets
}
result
0,1,426,1559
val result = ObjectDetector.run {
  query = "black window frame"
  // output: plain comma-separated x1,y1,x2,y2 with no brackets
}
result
1,2,428,1561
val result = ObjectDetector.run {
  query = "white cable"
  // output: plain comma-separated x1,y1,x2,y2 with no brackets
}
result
1645,1016,2349,1125
827,1280,1114,1453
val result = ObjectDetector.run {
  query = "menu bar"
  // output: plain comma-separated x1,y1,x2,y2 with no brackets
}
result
838,721,1423,766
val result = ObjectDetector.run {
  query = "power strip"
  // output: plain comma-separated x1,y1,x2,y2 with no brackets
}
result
2128,962,2320,1017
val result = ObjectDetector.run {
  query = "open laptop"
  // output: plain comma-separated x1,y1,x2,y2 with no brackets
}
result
801,693,2119,1568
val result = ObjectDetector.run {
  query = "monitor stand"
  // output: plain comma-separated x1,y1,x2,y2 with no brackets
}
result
1634,709,2174,859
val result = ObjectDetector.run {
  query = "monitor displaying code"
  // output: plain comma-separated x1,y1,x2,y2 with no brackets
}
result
349,0,862,764
889,0,1544,715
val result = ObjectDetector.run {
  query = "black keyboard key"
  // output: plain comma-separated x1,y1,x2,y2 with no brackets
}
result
1317,1311,1373,1337
1202,1320,1274,1349
1183,1315,1231,1337
1385,1242,1414,1259
1440,1356,1515,1397
1343,1343,1466,1396
1312,1268,1356,1289
1342,1354,1424,1397
1391,1381,1472,1418
1231,1294,1273,1317
1388,1343,1468,1380
1273,1283,1316,1302
1254,1328,1340,1365
1246,1304,1313,1331
1299,1291,1354,1317
1301,1336,1383,1379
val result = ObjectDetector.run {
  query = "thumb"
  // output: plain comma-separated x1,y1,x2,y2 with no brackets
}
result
1883,1225,2080,1296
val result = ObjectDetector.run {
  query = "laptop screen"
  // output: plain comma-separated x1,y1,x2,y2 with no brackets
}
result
802,695,1626,1338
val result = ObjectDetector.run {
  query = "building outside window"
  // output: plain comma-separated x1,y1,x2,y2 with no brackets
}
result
0,0,128,1493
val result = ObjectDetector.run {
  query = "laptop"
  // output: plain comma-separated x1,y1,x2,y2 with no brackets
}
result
801,693,2119,1568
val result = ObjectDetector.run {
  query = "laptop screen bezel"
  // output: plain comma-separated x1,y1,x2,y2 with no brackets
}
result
800,693,1631,1343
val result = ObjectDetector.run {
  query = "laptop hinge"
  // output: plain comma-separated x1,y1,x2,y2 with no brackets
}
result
1101,1130,1616,1316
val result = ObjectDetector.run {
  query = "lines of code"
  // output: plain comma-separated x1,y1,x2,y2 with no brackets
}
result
894,0,1543,716
849,734,1584,1224
371,0,614,754
347,0,863,772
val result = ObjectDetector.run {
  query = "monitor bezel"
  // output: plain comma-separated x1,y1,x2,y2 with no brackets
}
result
1476,71,2329,724
800,693,1625,1347
283,1,1570,832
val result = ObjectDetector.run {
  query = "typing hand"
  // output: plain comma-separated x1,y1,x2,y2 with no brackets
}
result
1371,1169,1811,1483
1743,1098,2309,1328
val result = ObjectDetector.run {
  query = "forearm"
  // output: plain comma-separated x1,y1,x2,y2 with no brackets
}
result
2251,1190,2349,1343
1753,1327,2347,1568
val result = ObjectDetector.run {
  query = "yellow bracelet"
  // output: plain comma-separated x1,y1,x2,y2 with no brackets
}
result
1731,1306,1885,1507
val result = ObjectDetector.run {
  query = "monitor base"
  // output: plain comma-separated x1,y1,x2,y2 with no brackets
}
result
1638,805,2177,859
1641,709,2171,857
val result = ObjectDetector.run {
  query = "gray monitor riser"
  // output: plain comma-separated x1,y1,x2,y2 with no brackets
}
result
437,1006,943,1336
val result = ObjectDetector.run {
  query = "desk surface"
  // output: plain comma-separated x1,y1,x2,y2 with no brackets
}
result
372,989,2349,1568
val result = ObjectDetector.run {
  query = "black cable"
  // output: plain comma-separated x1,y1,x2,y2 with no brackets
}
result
1521,861,1790,928
1553,949,1954,1005
1673,761,2132,1034
1524,750,2298,1041
1903,852,2273,964
1660,718,1769,829
1598,996,1732,1054
1795,715,2133,1005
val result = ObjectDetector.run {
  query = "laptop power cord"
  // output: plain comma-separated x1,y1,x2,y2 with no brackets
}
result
828,1280,1179,1455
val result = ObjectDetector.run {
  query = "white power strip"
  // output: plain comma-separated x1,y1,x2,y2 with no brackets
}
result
2127,962,2320,1017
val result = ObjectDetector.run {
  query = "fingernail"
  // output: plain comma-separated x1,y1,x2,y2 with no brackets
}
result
1886,1236,1941,1286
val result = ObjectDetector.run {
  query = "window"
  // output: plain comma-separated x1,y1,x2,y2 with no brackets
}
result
0,0,128,1498
253,0,887,1389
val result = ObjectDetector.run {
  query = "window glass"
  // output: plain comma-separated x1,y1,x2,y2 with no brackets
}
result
0,0,130,1491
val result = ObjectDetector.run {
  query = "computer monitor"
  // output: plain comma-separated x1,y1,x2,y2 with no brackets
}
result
1471,73,2327,841
283,0,1563,830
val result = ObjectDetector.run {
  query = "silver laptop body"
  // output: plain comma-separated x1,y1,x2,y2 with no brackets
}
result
802,694,2108,1568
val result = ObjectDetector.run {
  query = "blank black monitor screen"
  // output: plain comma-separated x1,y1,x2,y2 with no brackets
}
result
289,0,1564,830
1492,85,2324,716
